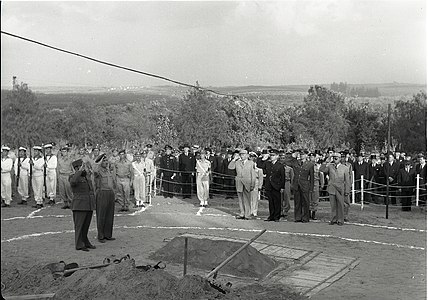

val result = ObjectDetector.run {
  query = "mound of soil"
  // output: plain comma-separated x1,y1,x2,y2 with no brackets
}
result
2,259,306,300
150,236,278,279
3,259,219,300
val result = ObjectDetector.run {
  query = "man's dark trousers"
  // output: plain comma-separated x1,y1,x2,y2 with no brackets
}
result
73,210,93,249
294,185,310,222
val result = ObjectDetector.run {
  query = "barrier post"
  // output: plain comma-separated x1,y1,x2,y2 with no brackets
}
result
153,167,157,197
148,174,152,205
361,175,364,210
351,171,355,204
416,174,420,207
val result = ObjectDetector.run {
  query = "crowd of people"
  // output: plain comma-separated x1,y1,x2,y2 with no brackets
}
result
1,143,427,232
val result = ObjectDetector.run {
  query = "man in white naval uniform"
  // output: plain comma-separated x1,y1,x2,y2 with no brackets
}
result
44,144,58,205
30,146,45,208
1,146,13,207
15,147,31,205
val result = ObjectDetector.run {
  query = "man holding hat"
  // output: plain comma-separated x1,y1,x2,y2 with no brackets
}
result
228,149,257,219
57,146,74,209
1,146,13,207
292,150,314,223
15,147,31,205
69,159,96,251
160,145,177,198
44,143,58,205
113,149,133,212
30,146,45,208
94,153,116,243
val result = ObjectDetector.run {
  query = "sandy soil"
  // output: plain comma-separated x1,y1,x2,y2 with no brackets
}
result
1,195,426,299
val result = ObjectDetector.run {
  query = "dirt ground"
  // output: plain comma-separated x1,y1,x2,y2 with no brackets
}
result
1,194,426,299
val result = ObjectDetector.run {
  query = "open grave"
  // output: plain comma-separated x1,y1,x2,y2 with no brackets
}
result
1,233,358,300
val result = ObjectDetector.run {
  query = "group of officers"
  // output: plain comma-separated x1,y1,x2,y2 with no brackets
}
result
1,143,427,229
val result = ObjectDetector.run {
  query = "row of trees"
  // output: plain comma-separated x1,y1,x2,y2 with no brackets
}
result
1,82,426,154
331,82,381,98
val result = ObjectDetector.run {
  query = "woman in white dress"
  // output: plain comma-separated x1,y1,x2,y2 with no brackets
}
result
195,150,211,207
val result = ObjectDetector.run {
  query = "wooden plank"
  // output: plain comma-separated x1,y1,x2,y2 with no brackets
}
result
289,273,327,281
314,255,354,264
3,293,56,300
260,245,285,255
251,242,270,251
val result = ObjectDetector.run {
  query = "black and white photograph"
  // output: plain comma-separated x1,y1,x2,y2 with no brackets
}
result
1,1,426,299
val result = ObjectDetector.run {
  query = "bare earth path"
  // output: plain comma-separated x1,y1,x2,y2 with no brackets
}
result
1,196,426,299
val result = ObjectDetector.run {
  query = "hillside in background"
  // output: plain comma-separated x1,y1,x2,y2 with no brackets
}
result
1,82,426,109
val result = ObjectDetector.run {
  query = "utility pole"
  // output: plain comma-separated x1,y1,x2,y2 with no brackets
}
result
12,76,18,90
386,104,391,219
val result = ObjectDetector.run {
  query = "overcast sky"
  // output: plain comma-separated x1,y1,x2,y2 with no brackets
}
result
1,1,426,88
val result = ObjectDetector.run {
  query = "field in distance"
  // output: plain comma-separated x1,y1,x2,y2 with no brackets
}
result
1,83,425,108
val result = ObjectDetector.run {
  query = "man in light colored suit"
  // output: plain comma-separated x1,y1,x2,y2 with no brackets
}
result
322,153,351,226
228,149,256,220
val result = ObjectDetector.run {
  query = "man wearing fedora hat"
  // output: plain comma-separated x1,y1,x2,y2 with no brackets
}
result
1,146,13,207
321,152,351,226
228,149,257,220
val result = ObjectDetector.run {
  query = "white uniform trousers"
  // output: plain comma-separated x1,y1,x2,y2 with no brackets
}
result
17,174,29,200
250,189,260,216
46,172,57,200
133,175,146,206
196,176,209,206
32,176,44,204
1,173,12,204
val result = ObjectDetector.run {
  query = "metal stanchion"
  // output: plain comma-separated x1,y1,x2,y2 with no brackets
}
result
148,174,152,205
361,175,364,210
416,174,420,207
351,171,355,204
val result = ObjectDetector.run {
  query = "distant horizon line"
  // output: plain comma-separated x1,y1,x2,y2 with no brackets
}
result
1,81,426,91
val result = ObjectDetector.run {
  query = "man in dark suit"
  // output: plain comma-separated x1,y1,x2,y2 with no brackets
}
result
415,154,427,207
292,150,314,223
382,152,400,205
222,150,236,199
397,160,416,211
69,159,96,251
353,152,369,202
367,155,381,204
178,144,195,199
212,148,224,198
160,145,178,198
262,149,285,222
